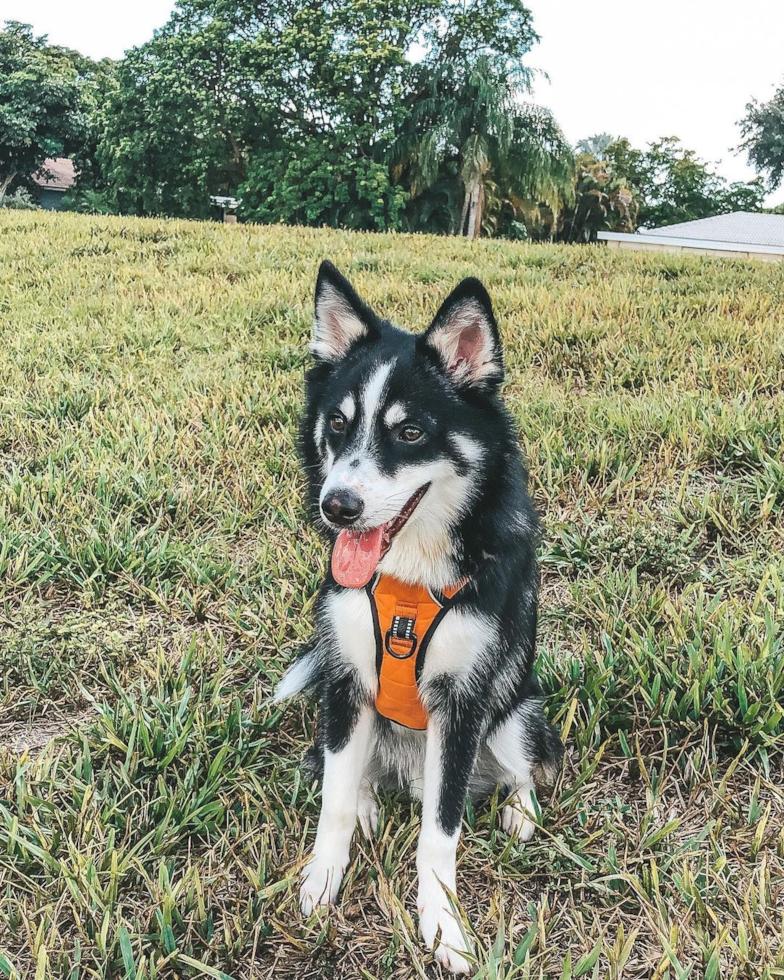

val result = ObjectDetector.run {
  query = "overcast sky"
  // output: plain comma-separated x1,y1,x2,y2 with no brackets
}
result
2,0,783,207
528,0,784,206
1,0,174,58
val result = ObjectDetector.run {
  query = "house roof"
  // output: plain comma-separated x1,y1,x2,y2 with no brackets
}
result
32,158,76,192
643,212,784,248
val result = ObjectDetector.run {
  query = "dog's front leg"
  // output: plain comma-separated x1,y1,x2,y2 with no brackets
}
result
300,679,373,915
417,693,482,974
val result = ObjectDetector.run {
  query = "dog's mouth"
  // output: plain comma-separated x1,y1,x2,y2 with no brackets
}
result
331,484,430,589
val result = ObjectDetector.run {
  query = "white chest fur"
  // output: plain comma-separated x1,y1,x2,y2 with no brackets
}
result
417,607,497,689
323,588,378,694
324,587,497,698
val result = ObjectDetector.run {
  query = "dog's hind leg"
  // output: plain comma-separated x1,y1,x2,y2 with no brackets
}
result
299,681,374,915
487,699,562,841
499,780,537,840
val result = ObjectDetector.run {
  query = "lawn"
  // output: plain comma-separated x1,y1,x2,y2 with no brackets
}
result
1,210,783,979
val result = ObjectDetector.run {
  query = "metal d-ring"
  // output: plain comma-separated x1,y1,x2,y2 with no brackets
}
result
385,629,418,659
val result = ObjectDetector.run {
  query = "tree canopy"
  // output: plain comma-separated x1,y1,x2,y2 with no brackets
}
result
0,21,85,200
606,137,765,229
554,135,764,239
739,83,784,192
95,0,573,234
0,10,774,237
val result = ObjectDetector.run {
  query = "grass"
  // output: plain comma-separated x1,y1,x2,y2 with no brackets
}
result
0,210,783,979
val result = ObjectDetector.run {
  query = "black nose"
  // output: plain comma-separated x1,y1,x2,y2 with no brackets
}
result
321,490,364,526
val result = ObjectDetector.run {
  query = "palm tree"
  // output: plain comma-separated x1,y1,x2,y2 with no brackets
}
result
393,54,574,238
575,133,618,161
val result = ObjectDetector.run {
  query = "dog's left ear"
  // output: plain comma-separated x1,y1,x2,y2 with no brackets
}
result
419,278,503,390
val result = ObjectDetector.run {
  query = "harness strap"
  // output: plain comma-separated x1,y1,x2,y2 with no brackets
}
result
367,573,469,730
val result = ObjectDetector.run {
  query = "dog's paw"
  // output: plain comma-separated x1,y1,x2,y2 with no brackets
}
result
433,928,473,975
500,803,536,841
357,790,379,839
500,784,537,842
418,874,473,975
299,856,345,916
419,902,473,974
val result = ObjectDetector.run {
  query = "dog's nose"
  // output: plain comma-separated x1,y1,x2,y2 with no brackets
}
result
321,490,364,527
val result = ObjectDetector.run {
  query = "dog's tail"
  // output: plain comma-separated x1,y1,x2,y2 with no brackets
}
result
272,642,322,703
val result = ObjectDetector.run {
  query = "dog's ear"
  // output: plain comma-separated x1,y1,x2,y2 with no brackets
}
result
419,278,503,390
312,261,377,363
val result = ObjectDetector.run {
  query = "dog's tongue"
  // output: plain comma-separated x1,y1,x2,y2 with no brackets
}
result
331,526,385,588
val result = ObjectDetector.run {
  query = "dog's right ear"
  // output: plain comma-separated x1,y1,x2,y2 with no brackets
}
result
312,261,376,363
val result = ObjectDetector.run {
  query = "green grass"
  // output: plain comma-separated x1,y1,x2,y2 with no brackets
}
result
1,210,783,978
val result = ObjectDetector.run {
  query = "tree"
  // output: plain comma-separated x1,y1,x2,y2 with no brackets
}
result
237,0,433,229
605,136,764,228
557,152,637,243
392,2,573,237
739,84,784,192
0,21,84,202
574,133,617,160
99,0,441,220
94,0,573,235
59,49,117,197
481,105,575,239
97,6,261,217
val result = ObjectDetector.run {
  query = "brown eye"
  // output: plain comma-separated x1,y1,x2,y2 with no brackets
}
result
400,425,423,443
329,413,346,433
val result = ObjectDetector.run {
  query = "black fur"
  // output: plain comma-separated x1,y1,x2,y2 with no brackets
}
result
296,261,563,835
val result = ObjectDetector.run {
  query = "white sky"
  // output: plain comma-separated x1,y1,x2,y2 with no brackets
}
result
2,0,783,207
0,0,174,59
529,0,784,207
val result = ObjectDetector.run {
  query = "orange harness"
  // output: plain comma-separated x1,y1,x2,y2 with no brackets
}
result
366,573,469,730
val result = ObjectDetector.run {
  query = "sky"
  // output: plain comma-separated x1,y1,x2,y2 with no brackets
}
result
0,0,174,59
2,0,783,207
528,0,784,207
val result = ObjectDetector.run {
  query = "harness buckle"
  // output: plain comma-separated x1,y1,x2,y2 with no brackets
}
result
385,615,418,659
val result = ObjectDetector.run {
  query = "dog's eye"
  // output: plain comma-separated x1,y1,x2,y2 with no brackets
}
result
399,425,423,443
329,413,346,433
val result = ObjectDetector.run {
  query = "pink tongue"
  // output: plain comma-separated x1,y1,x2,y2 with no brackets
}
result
331,526,385,588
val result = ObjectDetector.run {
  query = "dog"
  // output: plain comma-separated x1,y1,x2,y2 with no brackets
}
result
274,261,563,974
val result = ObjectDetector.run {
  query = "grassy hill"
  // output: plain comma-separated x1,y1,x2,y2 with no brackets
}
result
1,211,783,978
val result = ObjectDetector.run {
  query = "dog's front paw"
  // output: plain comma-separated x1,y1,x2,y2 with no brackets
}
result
500,803,536,841
418,885,473,975
299,855,345,915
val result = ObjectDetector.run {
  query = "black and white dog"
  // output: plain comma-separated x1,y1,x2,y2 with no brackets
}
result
275,262,562,973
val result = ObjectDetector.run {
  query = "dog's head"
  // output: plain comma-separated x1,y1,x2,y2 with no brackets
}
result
302,261,507,588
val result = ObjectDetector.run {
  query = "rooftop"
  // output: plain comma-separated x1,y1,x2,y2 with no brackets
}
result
643,212,784,248
32,158,77,192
